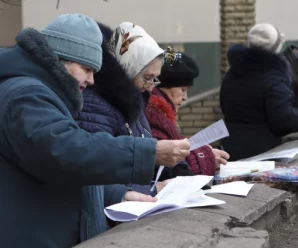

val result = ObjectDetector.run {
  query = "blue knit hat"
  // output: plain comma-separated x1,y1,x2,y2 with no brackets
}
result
41,14,102,72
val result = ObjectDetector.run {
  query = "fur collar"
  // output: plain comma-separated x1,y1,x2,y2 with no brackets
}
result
227,45,288,76
91,23,142,123
16,28,82,111
147,88,177,124
283,45,298,79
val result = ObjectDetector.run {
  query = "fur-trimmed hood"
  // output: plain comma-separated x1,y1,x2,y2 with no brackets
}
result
147,88,177,124
227,45,288,77
0,28,82,111
90,23,143,123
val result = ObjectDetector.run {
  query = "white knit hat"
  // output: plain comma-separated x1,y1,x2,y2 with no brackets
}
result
247,23,285,53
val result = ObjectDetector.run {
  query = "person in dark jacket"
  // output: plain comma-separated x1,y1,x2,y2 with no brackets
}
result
220,23,298,161
146,47,229,177
73,22,183,239
282,45,298,105
0,15,190,248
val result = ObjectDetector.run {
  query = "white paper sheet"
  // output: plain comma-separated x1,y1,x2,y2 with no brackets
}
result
204,181,254,196
156,175,214,204
185,190,226,208
105,175,224,222
243,148,298,162
189,119,229,151
219,161,275,178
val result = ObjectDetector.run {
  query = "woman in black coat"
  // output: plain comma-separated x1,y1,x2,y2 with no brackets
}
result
220,23,298,160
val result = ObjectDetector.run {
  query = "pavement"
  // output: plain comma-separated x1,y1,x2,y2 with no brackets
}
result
269,218,298,248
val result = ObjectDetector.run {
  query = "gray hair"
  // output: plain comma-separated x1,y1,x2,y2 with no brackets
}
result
59,59,72,67
139,53,164,75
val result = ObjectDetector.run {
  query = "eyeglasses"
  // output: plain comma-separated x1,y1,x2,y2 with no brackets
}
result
142,77,161,89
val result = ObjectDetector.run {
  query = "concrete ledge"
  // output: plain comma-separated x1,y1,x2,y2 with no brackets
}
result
216,228,269,248
201,184,287,227
75,184,287,248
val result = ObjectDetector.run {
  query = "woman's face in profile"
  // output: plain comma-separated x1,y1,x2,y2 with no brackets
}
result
132,58,163,93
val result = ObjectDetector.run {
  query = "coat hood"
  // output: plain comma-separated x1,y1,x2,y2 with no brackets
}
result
227,44,288,77
0,28,82,111
90,23,143,123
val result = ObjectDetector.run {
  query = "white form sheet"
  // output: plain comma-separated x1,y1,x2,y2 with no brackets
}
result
189,119,229,151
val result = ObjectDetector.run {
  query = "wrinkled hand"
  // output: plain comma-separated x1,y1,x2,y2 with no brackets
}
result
123,191,157,202
211,148,230,168
156,179,172,193
155,139,190,166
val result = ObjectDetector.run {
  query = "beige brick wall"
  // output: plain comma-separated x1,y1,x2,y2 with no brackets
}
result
178,91,223,138
220,0,256,76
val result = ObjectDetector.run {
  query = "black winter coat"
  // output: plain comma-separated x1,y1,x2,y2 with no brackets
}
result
220,45,298,160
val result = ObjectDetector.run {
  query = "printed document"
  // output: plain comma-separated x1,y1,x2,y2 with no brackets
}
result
105,176,225,222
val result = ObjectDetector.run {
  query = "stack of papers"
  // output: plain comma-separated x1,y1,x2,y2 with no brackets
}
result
242,148,298,162
219,161,275,178
105,175,225,222
105,176,256,222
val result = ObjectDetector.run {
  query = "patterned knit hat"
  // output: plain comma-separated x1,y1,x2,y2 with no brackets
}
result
247,23,285,54
157,47,199,88
41,14,103,72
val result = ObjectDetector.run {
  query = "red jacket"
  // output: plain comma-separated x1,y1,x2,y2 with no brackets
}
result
146,88,216,176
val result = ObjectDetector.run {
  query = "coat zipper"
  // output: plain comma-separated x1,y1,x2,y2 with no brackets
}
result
143,128,152,138
124,123,134,188
125,123,133,136
86,219,89,240
137,120,151,138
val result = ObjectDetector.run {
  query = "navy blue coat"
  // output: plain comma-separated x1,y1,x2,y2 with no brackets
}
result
72,24,156,241
220,45,298,160
0,28,157,248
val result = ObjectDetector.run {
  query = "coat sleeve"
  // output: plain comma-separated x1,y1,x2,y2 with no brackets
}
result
185,146,216,175
3,85,156,187
146,104,216,176
104,185,129,207
265,72,298,135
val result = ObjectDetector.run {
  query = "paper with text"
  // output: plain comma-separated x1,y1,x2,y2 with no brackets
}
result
156,175,214,205
105,175,225,222
189,119,229,151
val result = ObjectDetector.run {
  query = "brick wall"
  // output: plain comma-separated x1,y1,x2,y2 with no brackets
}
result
220,0,256,76
178,88,223,138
